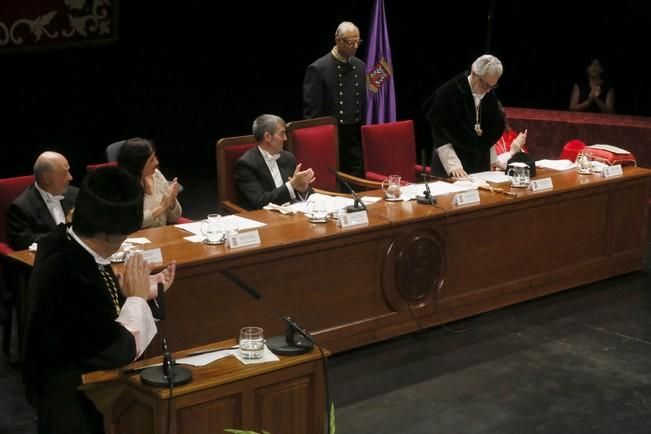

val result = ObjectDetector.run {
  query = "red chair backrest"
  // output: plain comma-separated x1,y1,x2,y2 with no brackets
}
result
286,117,339,192
86,161,117,172
0,175,35,248
361,120,418,183
216,135,257,206
559,139,586,161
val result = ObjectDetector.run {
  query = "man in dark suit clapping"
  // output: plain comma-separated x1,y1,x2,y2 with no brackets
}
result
234,114,315,210
8,151,79,250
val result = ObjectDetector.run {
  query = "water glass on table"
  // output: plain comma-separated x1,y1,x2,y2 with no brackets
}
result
239,326,264,360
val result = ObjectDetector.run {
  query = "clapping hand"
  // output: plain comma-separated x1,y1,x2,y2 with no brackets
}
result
289,163,316,192
120,252,153,300
162,178,181,209
149,261,177,298
511,129,528,154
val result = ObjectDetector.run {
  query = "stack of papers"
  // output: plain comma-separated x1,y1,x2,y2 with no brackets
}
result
401,181,470,199
285,193,378,214
175,215,266,235
468,171,512,185
535,159,576,171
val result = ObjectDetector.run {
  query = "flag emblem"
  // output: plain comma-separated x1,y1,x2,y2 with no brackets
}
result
367,58,393,94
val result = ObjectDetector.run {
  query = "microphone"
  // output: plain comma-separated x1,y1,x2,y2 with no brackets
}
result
416,152,437,205
140,283,193,387
416,173,437,205
328,168,367,213
222,270,314,355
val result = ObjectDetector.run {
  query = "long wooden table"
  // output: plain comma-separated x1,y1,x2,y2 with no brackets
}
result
9,167,650,355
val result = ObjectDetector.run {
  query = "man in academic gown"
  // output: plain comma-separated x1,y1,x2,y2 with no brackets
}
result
8,151,79,250
425,54,506,178
234,114,315,210
22,166,177,434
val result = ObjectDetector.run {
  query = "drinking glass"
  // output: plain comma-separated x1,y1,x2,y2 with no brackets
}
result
239,326,264,360
576,151,593,174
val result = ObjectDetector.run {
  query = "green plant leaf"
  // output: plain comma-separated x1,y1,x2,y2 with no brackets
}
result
330,401,336,434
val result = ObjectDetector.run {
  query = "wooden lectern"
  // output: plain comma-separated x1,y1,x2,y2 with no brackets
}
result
81,339,328,434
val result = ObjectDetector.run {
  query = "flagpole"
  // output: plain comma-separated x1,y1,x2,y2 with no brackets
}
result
485,0,497,53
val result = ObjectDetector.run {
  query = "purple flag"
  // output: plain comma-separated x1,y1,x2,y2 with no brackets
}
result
365,0,397,125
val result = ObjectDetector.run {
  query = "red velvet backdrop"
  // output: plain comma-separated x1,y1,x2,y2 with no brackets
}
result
0,0,118,52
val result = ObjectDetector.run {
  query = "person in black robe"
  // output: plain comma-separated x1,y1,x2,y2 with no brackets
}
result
425,54,506,178
22,166,176,434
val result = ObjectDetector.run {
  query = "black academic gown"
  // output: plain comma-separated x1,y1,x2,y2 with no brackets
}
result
425,72,505,176
22,225,136,434
234,147,307,210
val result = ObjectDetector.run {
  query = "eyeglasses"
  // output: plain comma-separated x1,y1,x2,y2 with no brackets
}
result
340,38,363,48
478,76,499,90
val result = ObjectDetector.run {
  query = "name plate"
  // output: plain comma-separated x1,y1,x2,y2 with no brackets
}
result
226,230,261,248
338,211,369,228
453,190,480,207
601,164,623,178
529,177,553,192
143,248,163,265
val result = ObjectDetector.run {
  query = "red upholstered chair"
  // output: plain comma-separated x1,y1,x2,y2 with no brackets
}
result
86,161,118,172
559,139,586,161
0,174,35,355
286,116,379,192
216,135,257,214
361,120,425,183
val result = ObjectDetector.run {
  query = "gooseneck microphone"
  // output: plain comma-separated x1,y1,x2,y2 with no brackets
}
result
222,271,332,434
328,168,367,213
222,270,314,355
140,283,193,387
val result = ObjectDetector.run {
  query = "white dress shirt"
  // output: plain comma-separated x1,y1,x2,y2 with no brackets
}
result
35,182,66,225
259,146,297,200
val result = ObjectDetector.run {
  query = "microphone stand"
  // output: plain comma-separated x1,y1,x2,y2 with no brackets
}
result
222,270,331,434
222,270,314,355
328,168,367,213
416,173,437,205
140,283,193,387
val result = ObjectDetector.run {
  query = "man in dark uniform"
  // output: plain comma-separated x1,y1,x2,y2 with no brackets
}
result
22,166,176,434
425,54,506,178
303,21,366,177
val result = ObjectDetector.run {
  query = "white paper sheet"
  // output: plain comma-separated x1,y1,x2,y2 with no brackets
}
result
535,159,576,171
588,144,630,154
175,215,266,235
286,193,356,214
469,171,512,184
401,181,470,199
176,349,237,367
232,345,280,365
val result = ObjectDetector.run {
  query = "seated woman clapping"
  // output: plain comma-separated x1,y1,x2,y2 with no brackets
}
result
117,138,182,228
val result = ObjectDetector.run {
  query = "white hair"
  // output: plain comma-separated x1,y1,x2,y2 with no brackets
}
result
335,21,358,37
471,54,503,77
